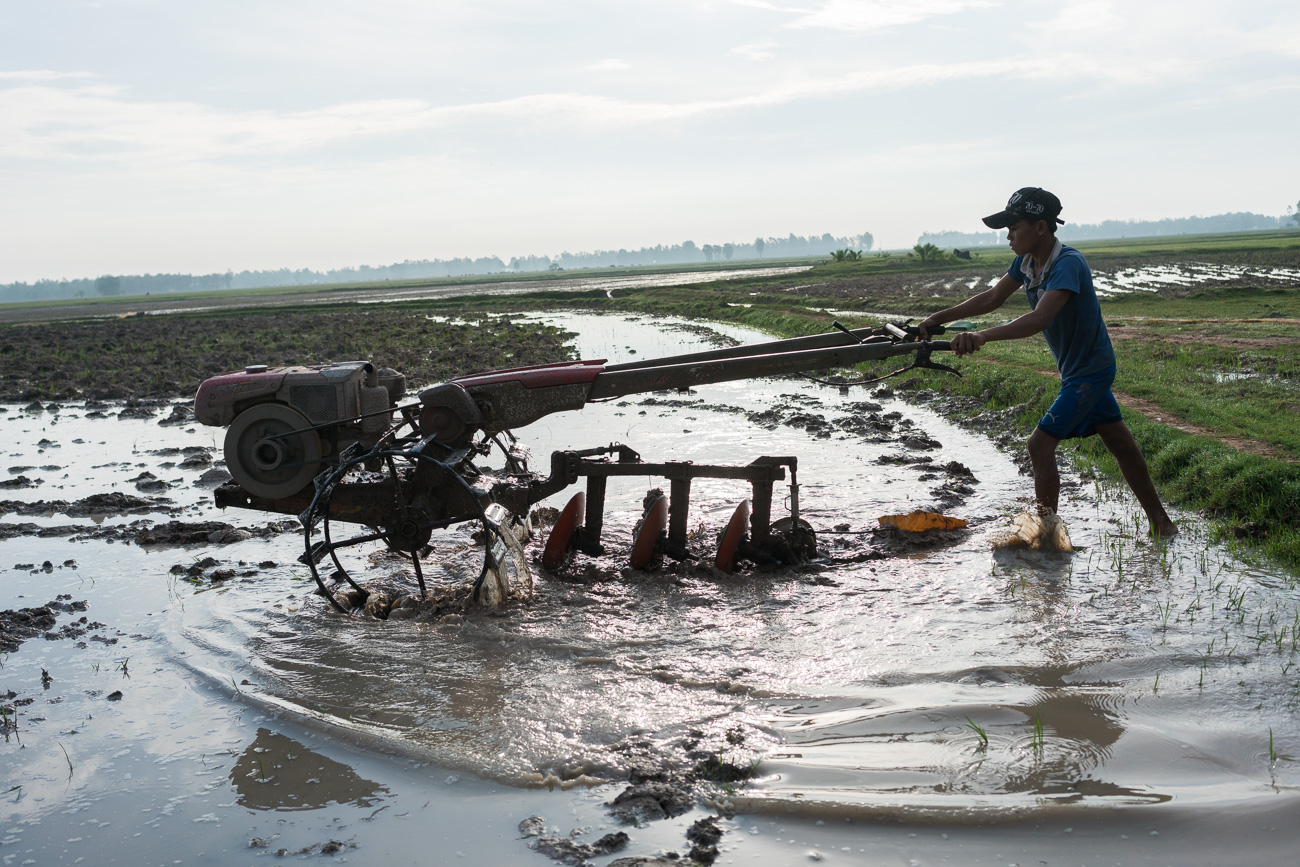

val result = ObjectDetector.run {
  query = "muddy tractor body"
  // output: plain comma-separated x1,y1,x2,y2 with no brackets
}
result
195,323,954,612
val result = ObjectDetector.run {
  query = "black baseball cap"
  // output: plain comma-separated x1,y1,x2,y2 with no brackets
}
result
982,187,1065,229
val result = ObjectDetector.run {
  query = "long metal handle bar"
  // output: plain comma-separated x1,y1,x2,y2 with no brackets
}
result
601,324,892,372
587,339,952,401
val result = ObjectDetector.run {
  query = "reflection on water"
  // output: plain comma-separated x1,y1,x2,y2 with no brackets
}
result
131,266,813,317
231,728,386,812
164,313,1300,819
1092,263,1300,295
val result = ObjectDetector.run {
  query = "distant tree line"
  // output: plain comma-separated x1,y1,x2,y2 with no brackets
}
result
0,232,874,303
918,210,1295,249
509,232,872,272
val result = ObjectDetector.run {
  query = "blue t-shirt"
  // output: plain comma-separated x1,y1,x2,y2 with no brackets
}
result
1006,242,1114,382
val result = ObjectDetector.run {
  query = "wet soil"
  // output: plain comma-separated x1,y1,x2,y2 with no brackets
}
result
518,725,763,866
0,309,576,400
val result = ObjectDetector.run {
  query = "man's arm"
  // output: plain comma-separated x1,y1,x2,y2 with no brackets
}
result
918,273,1021,339
948,288,1071,356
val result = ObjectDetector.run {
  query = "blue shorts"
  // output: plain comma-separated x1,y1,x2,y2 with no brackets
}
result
1038,365,1123,440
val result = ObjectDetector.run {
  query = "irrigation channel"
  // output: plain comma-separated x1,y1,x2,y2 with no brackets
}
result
2,313,1299,865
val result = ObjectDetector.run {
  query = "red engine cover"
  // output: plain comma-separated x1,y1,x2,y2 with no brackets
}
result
193,366,295,426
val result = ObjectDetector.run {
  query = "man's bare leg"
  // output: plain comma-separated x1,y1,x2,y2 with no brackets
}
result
1027,426,1061,514
1095,420,1178,536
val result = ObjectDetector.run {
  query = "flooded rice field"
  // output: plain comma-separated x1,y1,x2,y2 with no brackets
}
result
1091,263,1300,296
880,263,1300,301
0,267,812,325
3,313,1300,865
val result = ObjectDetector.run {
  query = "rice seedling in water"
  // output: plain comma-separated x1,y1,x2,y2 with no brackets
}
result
964,716,988,750
58,742,73,779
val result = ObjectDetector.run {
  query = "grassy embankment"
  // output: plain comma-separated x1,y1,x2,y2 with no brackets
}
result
405,230,1300,567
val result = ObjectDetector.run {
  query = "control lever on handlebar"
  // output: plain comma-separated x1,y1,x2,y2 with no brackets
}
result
886,320,946,341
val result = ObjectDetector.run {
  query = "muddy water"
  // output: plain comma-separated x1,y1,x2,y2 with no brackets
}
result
3,313,1300,864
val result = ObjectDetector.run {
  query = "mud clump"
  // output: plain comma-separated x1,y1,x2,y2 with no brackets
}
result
69,492,166,517
158,404,193,426
518,816,630,867
178,450,212,469
194,468,231,488
130,472,171,493
267,840,355,858
117,404,156,420
135,519,297,546
747,406,832,438
0,595,90,653
517,726,755,865
0,604,59,653
136,521,241,546
169,557,260,583
608,778,696,825
0,493,174,519
870,523,969,555
686,816,724,865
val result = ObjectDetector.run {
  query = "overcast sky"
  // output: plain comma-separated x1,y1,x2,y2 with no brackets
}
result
3,0,1298,283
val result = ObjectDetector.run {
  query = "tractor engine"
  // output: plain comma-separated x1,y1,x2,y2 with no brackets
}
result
194,361,407,498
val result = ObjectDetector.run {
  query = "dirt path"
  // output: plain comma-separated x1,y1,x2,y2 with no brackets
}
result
1110,392,1296,463
1109,323,1297,350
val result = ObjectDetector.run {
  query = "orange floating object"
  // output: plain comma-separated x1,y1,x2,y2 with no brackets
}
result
630,494,669,570
715,500,751,573
542,492,586,570
877,510,968,532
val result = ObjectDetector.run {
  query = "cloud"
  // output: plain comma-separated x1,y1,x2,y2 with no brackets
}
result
1032,0,1122,33
724,0,811,13
731,41,779,60
0,57,1063,166
584,58,631,72
1,59,1040,166
0,70,96,81
785,0,1000,31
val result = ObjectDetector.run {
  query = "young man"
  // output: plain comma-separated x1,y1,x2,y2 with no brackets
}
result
917,187,1177,536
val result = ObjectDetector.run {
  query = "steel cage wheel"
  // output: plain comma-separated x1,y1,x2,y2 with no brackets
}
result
302,447,505,615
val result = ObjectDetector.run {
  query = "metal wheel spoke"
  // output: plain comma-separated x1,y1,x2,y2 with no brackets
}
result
323,529,387,551
411,555,427,599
